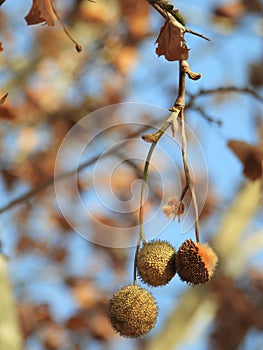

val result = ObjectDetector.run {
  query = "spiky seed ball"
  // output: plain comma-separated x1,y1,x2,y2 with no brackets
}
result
137,240,177,287
109,285,158,338
176,239,218,285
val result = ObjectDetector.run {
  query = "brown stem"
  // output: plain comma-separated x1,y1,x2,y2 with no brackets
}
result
134,124,171,285
51,0,82,52
171,62,200,242
133,61,189,284
174,61,186,107
186,86,263,107
180,108,200,243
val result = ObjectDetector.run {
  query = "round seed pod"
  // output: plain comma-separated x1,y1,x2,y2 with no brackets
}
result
137,240,177,287
109,285,158,338
176,239,218,285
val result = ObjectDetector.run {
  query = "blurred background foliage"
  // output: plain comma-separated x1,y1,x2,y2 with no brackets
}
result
0,0,263,349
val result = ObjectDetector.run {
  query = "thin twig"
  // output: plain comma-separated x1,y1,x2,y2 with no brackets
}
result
174,62,200,243
134,143,157,286
0,125,151,215
171,62,189,202
180,107,200,243
186,86,263,107
133,60,188,284
134,121,173,285
2,85,261,216
138,143,157,244
51,0,82,52
146,0,210,41
192,104,222,126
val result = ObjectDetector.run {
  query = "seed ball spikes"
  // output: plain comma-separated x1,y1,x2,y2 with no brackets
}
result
137,240,177,287
109,285,158,338
176,239,218,285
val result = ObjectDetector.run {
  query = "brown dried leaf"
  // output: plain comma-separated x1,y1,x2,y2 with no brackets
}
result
34,304,53,325
51,213,72,232
16,236,49,255
119,0,150,40
0,93,8,104
243,0,263,13
77,1,115,25
111,45,137,75
155,20,189,61
228,140,263,181
0,42,3,51
66,306,114,340
1,169,18,191
66,312,89,331
88,311,115,340
25,0,57,26
214,2,245,19
71,279,98,308
0,104,16,120
18,127,38,153
51,247,67,262
250,61,263,87
18,304,36,339
210,275,263,349
42,324,68,350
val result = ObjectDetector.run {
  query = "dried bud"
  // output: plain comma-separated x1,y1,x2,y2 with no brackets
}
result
181,60,202,80
162,197,184,221
176,239,218,285
137,240,177,287
109,285,158,338
142,133,158,143
75,43,83,52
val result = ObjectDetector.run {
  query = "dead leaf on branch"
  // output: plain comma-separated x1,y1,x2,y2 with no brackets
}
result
155,20,189,61
0,92,8,104
25,0,82,52
0,93,17,120
25,0,57,26
228,139,263,181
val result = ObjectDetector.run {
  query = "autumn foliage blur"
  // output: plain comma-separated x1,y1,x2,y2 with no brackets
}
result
0,1,263,350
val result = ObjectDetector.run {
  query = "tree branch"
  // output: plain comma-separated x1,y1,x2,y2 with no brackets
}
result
0,125,150,215
146,0,210,41
1,86,262,216
171,61,200,242
186,86,263,107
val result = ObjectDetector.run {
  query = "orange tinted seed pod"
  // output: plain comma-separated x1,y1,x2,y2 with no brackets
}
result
176,239,218,285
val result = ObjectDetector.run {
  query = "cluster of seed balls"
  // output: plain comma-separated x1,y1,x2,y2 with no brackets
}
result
109,239,218,338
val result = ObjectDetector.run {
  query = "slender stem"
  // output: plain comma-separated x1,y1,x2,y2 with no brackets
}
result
192,187,200,243
133,142,156,286
138,143,157,243
180,107,200,243
172,62,200,242
133,122,171,285
133,244,140,286
175,62,189,203
133,55,203,282
51,0,82,52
